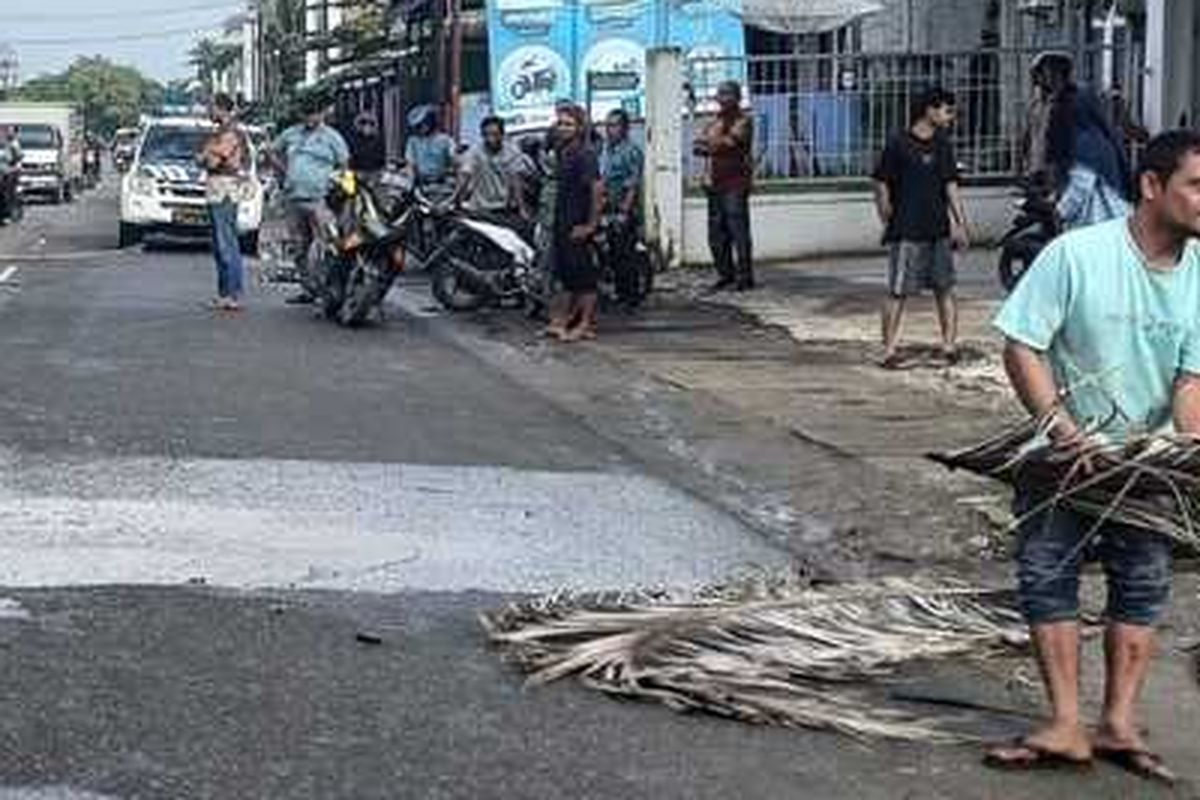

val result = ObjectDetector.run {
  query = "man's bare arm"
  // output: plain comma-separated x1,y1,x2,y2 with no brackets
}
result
947,181,970,248
872,180,892,227
1173,373,1200,435
947,181,968,228
1003,339,1080,443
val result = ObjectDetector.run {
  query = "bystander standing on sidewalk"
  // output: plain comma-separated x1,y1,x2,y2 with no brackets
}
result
600,108,645,309
544,104,603,343
201,94,248,312
695,81,755,293
873,87,970,369
982,130,1200,785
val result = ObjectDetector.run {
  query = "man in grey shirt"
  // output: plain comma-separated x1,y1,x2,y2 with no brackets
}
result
458,115,532,229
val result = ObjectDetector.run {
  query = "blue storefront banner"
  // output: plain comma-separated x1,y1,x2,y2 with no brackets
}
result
487,0,746,128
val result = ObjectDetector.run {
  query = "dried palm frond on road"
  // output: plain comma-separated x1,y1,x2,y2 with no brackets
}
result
929,409,1200,552
483,579,1027,742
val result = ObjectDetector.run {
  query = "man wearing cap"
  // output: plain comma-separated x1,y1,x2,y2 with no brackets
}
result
403,105,457,197
694,80,756,293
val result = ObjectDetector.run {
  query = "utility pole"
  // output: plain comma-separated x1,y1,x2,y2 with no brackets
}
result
448,0,463,138
434,0,448,119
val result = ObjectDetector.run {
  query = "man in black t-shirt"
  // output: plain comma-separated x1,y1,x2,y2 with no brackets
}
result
872,87,970,368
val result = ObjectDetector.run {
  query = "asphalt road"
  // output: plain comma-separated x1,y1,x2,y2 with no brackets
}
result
0,184,1191,800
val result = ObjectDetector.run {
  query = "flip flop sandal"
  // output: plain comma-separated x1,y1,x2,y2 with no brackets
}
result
879,354,906,371
983,739,1093,772
1094,747,1176,785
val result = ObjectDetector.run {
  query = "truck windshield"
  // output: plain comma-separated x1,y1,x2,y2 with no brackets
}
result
140,126,210,164
16,125,57,149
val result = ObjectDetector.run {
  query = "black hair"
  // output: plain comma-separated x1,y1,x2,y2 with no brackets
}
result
911,87,956,123
212,93,235,113
480,115,505,135
1136,129,1200,196
606,108,630,129
716,80,742,101
1032,52,1074,85
299,93,327,115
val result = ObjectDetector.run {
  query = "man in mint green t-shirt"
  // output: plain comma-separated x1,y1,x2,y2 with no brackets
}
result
986,130,1200,781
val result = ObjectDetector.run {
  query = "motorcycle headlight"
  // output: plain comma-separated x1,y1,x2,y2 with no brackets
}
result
237,178,262,204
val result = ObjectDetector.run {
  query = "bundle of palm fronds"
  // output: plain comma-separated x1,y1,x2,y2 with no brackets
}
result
930,408,1200,552
483,578,1028,742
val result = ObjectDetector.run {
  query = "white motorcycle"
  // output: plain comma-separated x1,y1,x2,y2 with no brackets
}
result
423,201,542,313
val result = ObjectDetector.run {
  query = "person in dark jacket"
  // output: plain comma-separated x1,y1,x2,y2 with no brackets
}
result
1026,52,1131,229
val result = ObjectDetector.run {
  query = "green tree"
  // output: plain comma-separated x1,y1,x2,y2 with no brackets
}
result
189,37,242,97
16,56,163,139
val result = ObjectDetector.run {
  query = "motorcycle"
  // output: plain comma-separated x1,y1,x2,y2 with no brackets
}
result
425,204,660,316
312,169,414,327
425,202,542,314
594,213,656,309
997,184,1059,292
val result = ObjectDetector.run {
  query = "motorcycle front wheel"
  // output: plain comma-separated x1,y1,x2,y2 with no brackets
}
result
997,242,1035,293
338,259,379,328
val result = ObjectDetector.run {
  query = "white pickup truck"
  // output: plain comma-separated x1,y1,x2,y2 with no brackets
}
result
119,117,264,253
0,102,85,204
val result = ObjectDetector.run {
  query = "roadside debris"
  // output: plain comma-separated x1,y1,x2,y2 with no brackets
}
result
483,578,1026,742
931,410,1200,553
355,630,384,646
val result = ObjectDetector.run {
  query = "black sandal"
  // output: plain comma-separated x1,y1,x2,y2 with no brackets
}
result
1094,746,1176,785
983,738,1093,771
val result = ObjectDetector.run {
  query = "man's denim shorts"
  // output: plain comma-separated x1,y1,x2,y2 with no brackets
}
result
1014,488,1172,627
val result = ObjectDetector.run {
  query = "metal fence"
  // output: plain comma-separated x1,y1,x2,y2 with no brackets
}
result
684,44,1138,184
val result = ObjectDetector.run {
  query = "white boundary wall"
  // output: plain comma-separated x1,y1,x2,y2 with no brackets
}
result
680,185,1013,266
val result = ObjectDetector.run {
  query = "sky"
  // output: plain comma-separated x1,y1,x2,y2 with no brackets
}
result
4,0,245,84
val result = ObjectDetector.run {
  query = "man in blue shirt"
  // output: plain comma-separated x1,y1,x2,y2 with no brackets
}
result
600,109,644,307
985,131,1200,782
271,96,350,304
403,105,457,195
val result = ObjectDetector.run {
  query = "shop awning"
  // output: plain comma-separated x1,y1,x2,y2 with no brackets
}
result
717,0,885,34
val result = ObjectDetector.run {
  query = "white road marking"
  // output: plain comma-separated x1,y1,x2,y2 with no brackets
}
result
0,456,787,593
0,597,30,620
0,251,126,263
0,266,17,284
0,790,120,800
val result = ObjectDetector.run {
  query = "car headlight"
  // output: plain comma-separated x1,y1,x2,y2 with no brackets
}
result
128,171,158,197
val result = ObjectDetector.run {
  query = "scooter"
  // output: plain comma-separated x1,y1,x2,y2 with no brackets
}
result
997,184,1059,292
